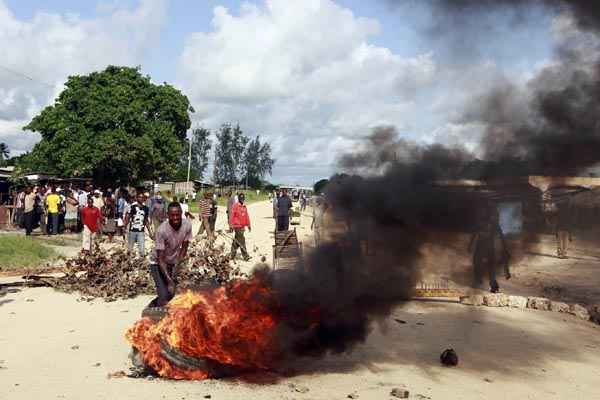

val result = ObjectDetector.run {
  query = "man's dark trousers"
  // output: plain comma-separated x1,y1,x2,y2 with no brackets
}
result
23,211,34,236
150,263,175,306
230,229,249,259
277,215,289,231
49,213,59,235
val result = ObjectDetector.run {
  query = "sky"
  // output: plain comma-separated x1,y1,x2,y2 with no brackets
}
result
0,0,560,185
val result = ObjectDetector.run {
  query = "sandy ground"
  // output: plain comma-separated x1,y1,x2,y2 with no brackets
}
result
2,200,600,399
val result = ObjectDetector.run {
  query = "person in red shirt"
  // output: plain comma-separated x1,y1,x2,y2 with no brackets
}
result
229,193,251,261
81,195,103,253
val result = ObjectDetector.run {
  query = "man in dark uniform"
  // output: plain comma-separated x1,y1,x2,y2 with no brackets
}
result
469,204,511,293
276,189,293,231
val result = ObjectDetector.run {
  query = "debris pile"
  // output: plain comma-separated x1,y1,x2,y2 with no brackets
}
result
20,239,244,301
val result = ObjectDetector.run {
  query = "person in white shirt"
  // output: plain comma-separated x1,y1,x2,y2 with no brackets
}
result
175,197,194,220
180,198,189,219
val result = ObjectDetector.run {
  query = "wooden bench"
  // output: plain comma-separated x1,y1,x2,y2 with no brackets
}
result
272,229,303,269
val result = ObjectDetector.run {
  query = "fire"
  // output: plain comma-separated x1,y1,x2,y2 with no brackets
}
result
125,278,280,380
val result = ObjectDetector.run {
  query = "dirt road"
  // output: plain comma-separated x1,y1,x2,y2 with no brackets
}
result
1,200,600,399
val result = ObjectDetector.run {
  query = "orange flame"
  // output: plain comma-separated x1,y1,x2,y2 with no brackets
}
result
125,279,280,380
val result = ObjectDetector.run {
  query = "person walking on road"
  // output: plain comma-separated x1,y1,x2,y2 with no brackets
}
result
124,192,152,257
276,189,293,232
150,195,167,232
81,196,102,253
149,202,192,306
229,193,251,261
469,204,511,293
197,192,215,242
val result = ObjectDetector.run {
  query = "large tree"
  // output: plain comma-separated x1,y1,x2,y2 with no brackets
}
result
213,123,249,186
242,136,275,188
21,66,193,186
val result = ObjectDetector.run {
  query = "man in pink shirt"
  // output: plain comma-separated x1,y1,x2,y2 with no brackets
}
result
149,201,193,306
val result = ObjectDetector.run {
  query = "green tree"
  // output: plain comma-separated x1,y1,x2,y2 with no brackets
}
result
213,123,234,185
242,136,275,188
0,143,9,166
313,178,329,194
20,66,193,186
213,123,249,186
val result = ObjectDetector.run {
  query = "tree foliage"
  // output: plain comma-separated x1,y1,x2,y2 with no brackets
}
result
20,66,193,186
313,178,329,194
213,124,275,188
213,124,249,186
242,136,275,187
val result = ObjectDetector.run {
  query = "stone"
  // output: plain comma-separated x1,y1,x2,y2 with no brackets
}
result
460,295,484,306
390,388,410,399
289,384,309,393
550,301,570,313
483,294,508,307
440,348,459,366
508,295,528,309
527,297,551,311
570,304,590,321
347,393,359,399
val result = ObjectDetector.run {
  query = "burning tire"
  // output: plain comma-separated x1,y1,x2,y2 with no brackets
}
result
159,339,240,378
141,305,168,322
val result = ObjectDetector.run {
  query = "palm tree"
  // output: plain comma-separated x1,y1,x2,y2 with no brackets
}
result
0,142,9,161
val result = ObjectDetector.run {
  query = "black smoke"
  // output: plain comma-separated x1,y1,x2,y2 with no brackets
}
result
263,127,494,358
263,0,600,360
416,0,600,175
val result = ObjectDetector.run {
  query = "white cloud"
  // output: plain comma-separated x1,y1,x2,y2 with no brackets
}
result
177,0,437,184
0,0,167,155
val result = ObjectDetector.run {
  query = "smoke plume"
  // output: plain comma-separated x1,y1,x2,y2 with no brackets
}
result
420,0,600,175
266,127,492,358
269,0,600,359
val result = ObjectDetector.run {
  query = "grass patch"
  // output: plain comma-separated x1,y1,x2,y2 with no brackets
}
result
42,237,81,247
0,235,58,270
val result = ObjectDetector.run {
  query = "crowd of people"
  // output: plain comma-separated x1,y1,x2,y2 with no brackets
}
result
9,184,254,257
8,184,331,305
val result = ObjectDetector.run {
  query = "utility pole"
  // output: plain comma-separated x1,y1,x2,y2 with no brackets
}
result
186,134,193,187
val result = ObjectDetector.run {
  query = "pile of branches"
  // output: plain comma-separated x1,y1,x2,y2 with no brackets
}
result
22,239,244,301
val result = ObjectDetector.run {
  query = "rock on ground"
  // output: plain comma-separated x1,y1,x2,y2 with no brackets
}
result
390,387,410,399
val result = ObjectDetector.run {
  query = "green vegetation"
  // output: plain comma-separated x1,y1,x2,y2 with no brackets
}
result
41,237,81,247
313,178,329,194
20,65,193,186
0,235,58,270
